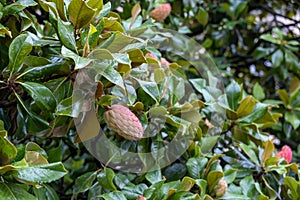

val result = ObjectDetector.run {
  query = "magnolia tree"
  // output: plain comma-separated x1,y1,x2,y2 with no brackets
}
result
0,0,299,200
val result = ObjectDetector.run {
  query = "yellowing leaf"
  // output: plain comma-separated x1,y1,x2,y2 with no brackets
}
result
68,0,96,29
262,140,274,166
237,96,257,117
130,3,141,29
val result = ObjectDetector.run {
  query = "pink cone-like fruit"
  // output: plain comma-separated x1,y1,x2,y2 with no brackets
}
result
276,145,292,163
150,3,171,22
104,105,144,140
214,179,227,197
136,196,147,200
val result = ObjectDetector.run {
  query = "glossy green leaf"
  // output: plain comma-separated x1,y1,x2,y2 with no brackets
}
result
226,80,241,110
100,191,127,200
201,136,219,153
186,157,208,179
73,171,97,194
122,183,148,199
55,96,81,117
271,49,283,67
57,18,77,52
163,163,187,182
8,34,32,74
0,182,38,200
240,143,259,165
97,168,117,191
253,83,265,101
145,169,162,184
61,46,92,69
285,111,300,130
133,78,160,102
68,0,96,29
98,32,138,53
19,82,56,112
33,184,59,200
240,175,255,197
93,61,125,90
284,176,300,199
12,162,68,184
2,0,37,16
260,34,280,44
21,61,70,80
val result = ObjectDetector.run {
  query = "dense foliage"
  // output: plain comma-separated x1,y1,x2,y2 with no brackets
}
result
0,0,299,199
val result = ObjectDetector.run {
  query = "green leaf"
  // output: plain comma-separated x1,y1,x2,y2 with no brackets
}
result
0,133,17,165
186,157,208,179
21,61,70,80
133,78,160,102
68,0,96,29
98,32,138,53
240,176,255,197
163,163,187,182
195,179,207,197
277,89,290,106
122,183,148,199
0,182,38,200
55,96,81,117
236,96,256,117
271,49,283,67
284,176,300,199
61,46,92,69
239,103,268,123
19,82,56,112
145,169,162,184
33,184,59,200
226,80,241,110
285,111,300,130
240,143,259,166
12,162,68,184
57,18,77,52
97,168,117,191
94,2,111,21
2,0,37,16
201,136,219,153
253,83,265,101
260,34,280,44
93,61,125,90
8,34,32,74
101,191,127,200
207,170,224,193
196,7,208,26
73,171,97,194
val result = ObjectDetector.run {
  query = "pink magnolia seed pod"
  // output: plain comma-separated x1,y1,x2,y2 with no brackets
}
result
136,196,147,200
104,105,144,140
150,3,172,22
